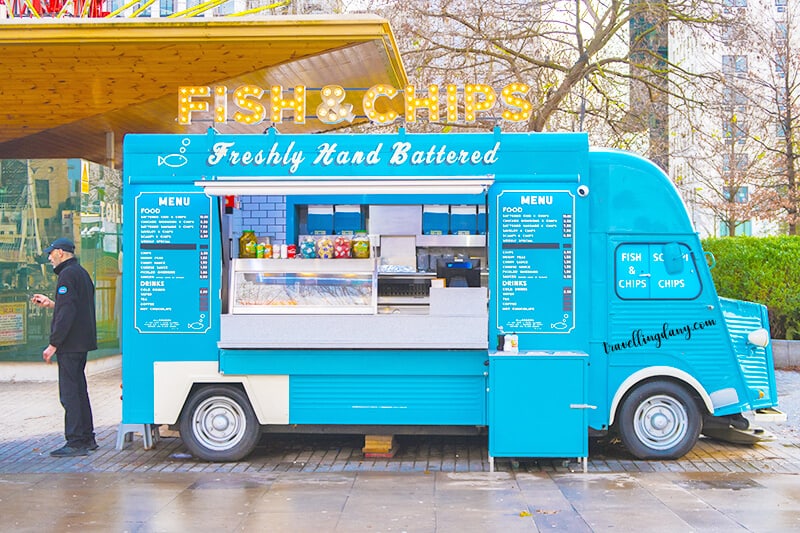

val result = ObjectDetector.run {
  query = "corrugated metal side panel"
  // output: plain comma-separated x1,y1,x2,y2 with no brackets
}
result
290,375,487,425
220,349,487,376
720,298,776,407
607,300,739,394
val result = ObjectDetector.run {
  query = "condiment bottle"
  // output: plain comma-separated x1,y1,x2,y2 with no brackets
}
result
239,230,257,258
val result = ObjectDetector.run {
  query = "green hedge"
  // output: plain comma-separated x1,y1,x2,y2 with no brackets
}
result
702,236,800,340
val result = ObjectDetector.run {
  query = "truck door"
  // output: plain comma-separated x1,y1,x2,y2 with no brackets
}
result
606,236,743,458
486,180,592,462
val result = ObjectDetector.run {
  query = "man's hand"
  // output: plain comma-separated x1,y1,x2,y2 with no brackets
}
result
31,294,54,309
43,344,57,364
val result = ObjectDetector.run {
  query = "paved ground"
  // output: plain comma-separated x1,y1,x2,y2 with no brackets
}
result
1,470,799,532
1,368,799,532
1,367,798,475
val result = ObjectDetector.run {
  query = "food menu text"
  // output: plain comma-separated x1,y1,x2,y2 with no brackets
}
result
134,192,211,333
495,190,575,334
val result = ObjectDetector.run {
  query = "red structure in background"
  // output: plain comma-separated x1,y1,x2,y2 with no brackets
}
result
4,0,109,18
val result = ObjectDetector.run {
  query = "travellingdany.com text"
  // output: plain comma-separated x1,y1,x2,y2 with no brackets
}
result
603,319,717,354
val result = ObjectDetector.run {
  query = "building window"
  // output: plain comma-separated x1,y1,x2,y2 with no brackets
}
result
723,186,749,203
721,24,746,43
775,55,786,77
216,1,236,15
723,120,747,144
776,23,788,45
722,86,748,106
34,179,50,208
722,55,748,77
777,86,788,105
106,0,125,11
160,0,175,16
724,0,748,6
723,153,748,172
719,220,752,236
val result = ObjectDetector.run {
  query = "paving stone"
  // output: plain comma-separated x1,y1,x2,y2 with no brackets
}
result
2,368,799,475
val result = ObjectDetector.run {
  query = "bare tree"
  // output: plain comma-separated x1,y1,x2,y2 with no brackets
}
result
350,0,725,167
741,6,800,235
683,127,772,236
678,3,800,236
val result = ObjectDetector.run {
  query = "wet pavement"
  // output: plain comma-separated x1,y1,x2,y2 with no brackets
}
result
0,367,798,531
2,470,799,532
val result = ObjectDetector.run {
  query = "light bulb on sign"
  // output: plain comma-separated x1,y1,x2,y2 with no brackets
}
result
363,84,399,125
316,85,354,124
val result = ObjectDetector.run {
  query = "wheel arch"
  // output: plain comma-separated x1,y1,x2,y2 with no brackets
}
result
153,361,288,425
178,381,249,422
608,366,714,426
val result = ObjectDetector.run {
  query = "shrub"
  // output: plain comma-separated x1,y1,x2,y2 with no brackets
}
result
702,236,800,340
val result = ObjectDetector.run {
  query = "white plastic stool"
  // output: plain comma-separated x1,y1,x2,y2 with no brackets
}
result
115,423,160,450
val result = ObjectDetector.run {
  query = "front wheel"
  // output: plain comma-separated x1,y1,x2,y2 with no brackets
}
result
617,381,702,460
179,385,260,462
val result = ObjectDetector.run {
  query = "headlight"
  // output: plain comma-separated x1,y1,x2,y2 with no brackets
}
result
747,328,770,348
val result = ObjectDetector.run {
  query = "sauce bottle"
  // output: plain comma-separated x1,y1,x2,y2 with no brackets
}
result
239,230,257,258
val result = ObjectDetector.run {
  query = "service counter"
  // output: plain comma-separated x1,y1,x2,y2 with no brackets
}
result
221,258,488,350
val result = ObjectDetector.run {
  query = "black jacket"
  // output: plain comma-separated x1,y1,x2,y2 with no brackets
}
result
50,257,98,352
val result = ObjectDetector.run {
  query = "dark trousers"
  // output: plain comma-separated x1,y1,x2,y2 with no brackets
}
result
56,351,95,447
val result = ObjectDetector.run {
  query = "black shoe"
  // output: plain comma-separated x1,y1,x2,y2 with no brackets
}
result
50,445,89,457
73,439,98,451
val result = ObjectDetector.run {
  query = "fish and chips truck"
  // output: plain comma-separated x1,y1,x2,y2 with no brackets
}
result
120,127,783,468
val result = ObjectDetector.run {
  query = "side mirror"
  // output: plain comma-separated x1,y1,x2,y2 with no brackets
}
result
747,328,770,348
662,242,684,275
705,251,716,270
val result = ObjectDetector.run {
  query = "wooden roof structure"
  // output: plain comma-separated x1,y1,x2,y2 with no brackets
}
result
0,16,407,167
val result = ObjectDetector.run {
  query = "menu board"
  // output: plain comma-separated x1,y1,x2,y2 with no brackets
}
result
134,192,211,333
495,190,574,334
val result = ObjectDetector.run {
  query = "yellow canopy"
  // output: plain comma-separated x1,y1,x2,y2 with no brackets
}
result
0,16,407,166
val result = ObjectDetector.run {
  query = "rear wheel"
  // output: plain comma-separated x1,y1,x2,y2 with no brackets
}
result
179,385,260,462
618,380,701,460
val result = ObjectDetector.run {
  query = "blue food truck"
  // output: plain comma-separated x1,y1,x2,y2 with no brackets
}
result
120,128,782,467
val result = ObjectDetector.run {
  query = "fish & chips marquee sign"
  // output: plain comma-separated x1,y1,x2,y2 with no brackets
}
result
178,83,533,127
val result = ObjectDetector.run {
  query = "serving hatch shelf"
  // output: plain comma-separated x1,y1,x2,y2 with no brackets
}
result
229,258,377,314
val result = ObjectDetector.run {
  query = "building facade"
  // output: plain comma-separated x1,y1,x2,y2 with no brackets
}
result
670,0,796,237
0,159,122,362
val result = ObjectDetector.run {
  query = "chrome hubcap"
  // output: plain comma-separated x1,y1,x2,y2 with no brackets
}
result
192,396,247,451
633,394,688,451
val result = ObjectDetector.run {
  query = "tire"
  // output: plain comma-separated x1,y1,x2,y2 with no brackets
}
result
179,385,260,462
617,380,701,460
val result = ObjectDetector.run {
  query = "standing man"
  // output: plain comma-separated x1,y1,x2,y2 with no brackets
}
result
31,237,98,457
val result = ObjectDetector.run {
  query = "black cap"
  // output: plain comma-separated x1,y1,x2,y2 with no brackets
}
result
43,237,75,254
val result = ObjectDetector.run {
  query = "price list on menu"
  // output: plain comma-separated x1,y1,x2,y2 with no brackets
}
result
495,190,574,334
134,192,211,333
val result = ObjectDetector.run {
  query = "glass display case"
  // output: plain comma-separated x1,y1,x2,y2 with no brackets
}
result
229,258,377,314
